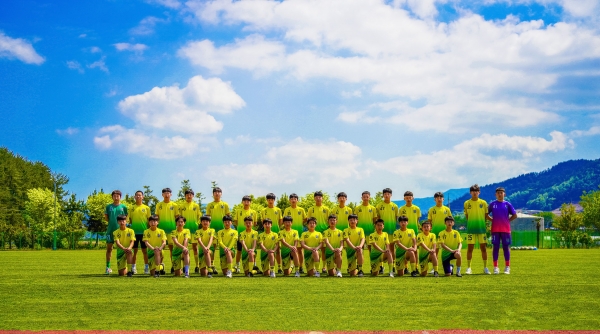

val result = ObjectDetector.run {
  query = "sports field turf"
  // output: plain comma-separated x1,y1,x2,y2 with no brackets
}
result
0,249,599,331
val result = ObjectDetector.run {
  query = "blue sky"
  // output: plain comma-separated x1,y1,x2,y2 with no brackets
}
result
1,0,600,204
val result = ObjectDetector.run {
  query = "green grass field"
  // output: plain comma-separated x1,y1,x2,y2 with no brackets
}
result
0,249,599,331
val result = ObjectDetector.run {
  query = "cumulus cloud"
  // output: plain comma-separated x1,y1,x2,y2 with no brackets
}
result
95,75,245,159
88,56,108,72
66,60,84,73
129,16,169,35
0,32,45,65
114,43,148,54
178,0,600,132
570,126,600,137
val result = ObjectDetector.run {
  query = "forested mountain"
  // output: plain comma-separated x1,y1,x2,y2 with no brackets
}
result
448,159,600,211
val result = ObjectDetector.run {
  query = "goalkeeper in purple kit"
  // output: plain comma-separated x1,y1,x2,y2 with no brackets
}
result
487,187,517,274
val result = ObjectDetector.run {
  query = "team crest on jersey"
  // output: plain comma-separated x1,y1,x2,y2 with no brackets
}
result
142,209,146,212
193,207,197,211
345,211,348,215
127,233,131,237
322,209,326,213
413,209,417,213
157,233,161,237
454,234,457,238
271,236,275,240
433,210,436,214
221,205,224,209
315,235,319,239
230,232,234,237
170,206,174,210
444,210,448,214
337,232,341,237
467,204,472,209
479,204,483,208
116,233,121,238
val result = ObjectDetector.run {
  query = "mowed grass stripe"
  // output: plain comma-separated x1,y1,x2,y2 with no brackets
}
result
0,249,599,330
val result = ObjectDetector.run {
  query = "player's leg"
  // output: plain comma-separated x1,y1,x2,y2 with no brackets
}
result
491,232,501,273
298,248,305,273
454,251,462,276
282,250,291,276
320,248,327,274
192,243,199,273
442,255,452,277
356,247,364,276
168,242,174,273
105,239,114,274
407,249,417,275
140,237,149,274
132,237,140,274
268,252,276,277
334,251,342,276
182,249,190,277
235,241,242,273
370,254,381,276
291,250,300,276
466,234,475,274
429,252,439,277
395,250,406,276
276,249,282,274
502,232,511,274
479,234,489,273
346,248,357,277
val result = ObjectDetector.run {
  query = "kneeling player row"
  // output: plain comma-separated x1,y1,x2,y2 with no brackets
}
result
111,214,464,278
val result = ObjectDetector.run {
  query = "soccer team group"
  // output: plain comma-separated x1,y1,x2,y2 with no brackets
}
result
104,185,517,278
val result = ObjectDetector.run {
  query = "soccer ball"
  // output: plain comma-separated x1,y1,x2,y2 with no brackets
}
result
533,247,537,250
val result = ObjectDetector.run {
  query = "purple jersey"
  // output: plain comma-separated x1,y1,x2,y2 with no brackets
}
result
488,200,516,233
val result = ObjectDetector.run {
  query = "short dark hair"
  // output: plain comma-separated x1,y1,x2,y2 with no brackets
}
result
289,193,299,199
184,189,194,196
348,214,358,220
176,215,186,223
117,214,127,221
314,191,323,197
135,190,143,196
244,216,254,222
266,193,276,200
496,187,506,193
262,218,272,225
162,188,172,193
375,218,384,225
434,192,444,198
328,214,337,220
362,191,370,196
404,191,413,197
383,188,392,194
148,215,158,222
213,187,222,193
398,215,408,222
470,184,480,192
111,190,122,196
242,195,251,201
307,217,317,224
200,215,211,222
337,192,347,198
445,216,455,222
223,215,232,222
422,221,431,227
283,216,293,222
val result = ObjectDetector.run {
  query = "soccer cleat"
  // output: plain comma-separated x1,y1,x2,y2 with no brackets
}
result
389,272,395,278
504,266,510,275
294,271,300,278
336,270,342,278
132,266,137,274
411,270,418,277
270,271,276,278
404,268,409,275
299,268,305,274
127,271,133,277
493,267,500,274
450,265,454,275
428,269,435,274
212,268,218,275
170,267,175,274
226,270,232,278
207,274,212,278
144,264,149,275
357,270,364,277
194,267,200,274
322,268,327,274
484,267,491,275
184,273,189,278
105,267,112,275
234,265,240,274
278,268,283,275
246,272,254,278
314,271,321,278
379,266,384,275
456,272,462,277
433,271,439,277
154,272,160,278
465,267,472,275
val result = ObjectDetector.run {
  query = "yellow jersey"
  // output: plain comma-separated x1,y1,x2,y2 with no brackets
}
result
206,201,231,232
218,228,238,249
234,208,259,233
301,230,323,248
283,206,307,235
427,205,452,235
259,231,279,250
331,206,352,231
376,201,399,235
130,204,151,234
399,204,421,231
113,228,135,247
307,205,331,233
194,228,215,248
354,204,377,237
464,198,489,234
155,201,179,233
279,229,299,248
260,207,283,233
170,228,191,246
323,228,344,249
417,232,437,256
179,201,201,233
393,229,416,248
239,229,259,250
343,227,365,248
438,229,463,258
142,228,167,247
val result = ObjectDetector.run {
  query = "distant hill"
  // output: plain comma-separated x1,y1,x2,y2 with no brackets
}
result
393,188,469,213
448,159,600,211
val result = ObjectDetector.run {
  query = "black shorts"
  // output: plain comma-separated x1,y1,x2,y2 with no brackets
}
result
237,240,243,251
442,256,454,274
133,234,147,249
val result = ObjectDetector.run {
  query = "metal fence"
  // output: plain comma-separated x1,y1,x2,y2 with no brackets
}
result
1,230,598,250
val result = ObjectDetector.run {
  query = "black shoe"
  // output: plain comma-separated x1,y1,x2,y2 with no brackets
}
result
434,271,439,277
379,266,384,275
154,272,160,278
411,270,418,277
299,268,305,274
212,268,218,275
247,272,254,277
170,267,175,274
160,269,166,275
357,270,364,277
277,269,283,275
127,272,133,277
194,267,200,274
404,268,409,275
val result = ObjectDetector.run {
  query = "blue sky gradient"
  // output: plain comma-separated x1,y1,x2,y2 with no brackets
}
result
1,0,599,204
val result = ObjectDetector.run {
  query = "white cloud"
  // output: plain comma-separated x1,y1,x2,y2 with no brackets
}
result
78,33,87,38
129,16,169,35
66,60,84,73
56,127,80,136
94,125,202,159
206,137,363,194
179,0,600,132
117,75,245,134
90,46,101,53
570,126,600,137
0,32,45,65
88,56,108,72
114,43,148,54
341,90,362,98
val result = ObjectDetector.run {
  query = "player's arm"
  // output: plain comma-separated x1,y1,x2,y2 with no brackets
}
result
324,237,335,251
250,238,257,253
370,239,386,253
127,237,134,251
410,236,417,251
439,239,453,252
508,204,518,222
172,235,185,249
417,238,433,253
280,236,294,250
344,235,355,249
337,239,344,253
259,238,268,252
395,237,410,251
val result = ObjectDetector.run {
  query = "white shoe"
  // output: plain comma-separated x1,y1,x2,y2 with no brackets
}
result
270,271,276,278
428,269,435,274
226,270,232,278
132,266,137,274
389,272,395,278
144,264,149,275
234,265,240,274
105,267,112,275
504,266,510,275
465,267,472,275
484,267,491,275
294,271,300,277
314,271,320,278
493,267,500,274
336,270,342,278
